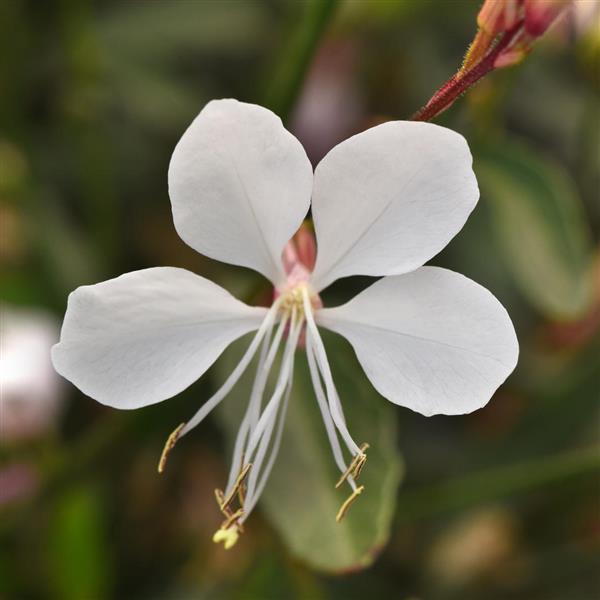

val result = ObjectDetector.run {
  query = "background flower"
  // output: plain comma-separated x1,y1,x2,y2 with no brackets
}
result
1,306,63,442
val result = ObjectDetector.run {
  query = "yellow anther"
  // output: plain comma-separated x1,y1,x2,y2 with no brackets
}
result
213,525,240,550
222,508,244,530
215,488,232,518
237,480,247,507
335,443,370,489
157,423,185,474
219,463,252,511
278,283,314,318
351,443,370,479
336,485,365,523
215,488,226,508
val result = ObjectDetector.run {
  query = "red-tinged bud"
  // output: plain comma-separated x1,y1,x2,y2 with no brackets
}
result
462,28,495,74
494,45,530,68
524,0,572,37
294,222,317,272
282,221,317,276
478,0,523,36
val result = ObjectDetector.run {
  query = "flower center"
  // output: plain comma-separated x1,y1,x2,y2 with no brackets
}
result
277,281,322,319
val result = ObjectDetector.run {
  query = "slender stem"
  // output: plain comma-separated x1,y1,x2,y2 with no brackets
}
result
411,24,523,122
396,446,600,521
263,0,339,121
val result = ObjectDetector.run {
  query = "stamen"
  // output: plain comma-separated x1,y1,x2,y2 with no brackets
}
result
221,507,244,530
336,485,365,523
243,312,302,509
214,489,245,531
237,477,247,507
157,423,185,473
335,443,369,489
241,332,296,519
302,288,361,457
306,337,352,477
225,315,287,493
214,488,227,513
352,443,370,479
180,300,281,437
219,463,252,511
244,310,301,461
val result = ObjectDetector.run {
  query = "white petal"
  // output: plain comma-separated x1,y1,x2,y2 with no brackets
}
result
316,267,518,416
168,99,313,285
51,267,267,409
310,121,479,291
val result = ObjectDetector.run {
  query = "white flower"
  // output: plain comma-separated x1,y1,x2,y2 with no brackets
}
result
51,99,518,548
2,305,63,442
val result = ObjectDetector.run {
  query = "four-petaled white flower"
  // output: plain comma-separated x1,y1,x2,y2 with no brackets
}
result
52,99,518,549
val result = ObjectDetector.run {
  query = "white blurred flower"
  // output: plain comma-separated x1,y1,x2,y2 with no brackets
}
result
572,0,600,37
1,306,62,441
52,99,518,547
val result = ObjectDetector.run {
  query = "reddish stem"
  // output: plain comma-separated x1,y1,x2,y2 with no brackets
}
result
411,23,523,122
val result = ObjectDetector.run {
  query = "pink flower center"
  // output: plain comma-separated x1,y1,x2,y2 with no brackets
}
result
275,225,322,311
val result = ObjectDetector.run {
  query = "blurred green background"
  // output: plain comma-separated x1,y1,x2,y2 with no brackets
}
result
1,1,599,598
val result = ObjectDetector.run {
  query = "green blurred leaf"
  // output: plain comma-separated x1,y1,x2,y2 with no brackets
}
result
476,139,594,319
263,0,339,119
27,191,103,297
47,486,112,600
216,330,402,573
396,445,600,521
98,1,268,63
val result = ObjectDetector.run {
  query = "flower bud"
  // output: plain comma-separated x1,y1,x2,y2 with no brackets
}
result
524,0,572,37
478,0,523,36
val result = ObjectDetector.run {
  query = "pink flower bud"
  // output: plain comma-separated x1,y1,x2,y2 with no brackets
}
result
524,0,572,37
478,0,523,36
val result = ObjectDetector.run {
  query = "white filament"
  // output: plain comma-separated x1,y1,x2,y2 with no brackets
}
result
245,310,302,460
305,334,355,488
180,298,281,437
302,288,361,455
242,361,294,519
225,314,287,493
243,315,302,513
188,284,363,525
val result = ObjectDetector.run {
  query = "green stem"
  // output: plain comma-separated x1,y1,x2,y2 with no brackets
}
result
263,0,339,121
396,446,600,520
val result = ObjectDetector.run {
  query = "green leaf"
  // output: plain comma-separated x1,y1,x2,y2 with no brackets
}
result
98,1,269,63
215,329,402,573
263,0,339,120
27,192,103,297
47,486,112,600
476,139,594,319
396,445,600,521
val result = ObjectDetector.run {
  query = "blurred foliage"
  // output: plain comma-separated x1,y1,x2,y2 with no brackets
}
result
477,138,594,319
48,485,112,600
1,0,599,599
